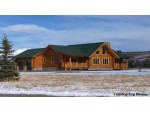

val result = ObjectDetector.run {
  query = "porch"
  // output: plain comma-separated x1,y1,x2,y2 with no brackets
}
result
63,57,88,70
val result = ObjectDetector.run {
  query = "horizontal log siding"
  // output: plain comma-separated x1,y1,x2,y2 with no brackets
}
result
32,53,43,68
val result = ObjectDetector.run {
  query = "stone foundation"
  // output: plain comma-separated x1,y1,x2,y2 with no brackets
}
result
32,68,43,71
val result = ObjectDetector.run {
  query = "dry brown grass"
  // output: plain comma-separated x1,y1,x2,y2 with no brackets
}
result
1,74,150,95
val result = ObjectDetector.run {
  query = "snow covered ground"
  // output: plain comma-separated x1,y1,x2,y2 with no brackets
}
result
0,69,150,97
20,69,150,76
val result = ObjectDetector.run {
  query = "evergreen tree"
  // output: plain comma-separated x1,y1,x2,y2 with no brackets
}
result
0,34,19,81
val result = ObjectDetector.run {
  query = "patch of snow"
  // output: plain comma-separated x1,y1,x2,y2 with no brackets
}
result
134,54,150,59
20,69,150,76
0,86,115,97
1,69,150,97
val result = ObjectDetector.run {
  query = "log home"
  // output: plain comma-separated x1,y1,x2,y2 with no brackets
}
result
15,42,129,71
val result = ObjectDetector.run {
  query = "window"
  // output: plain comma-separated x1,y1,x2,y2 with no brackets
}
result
93,58,100,64
96,50,100,54
50,57,54,64
103,58,109,65
102,48,106,54
71,58,77,62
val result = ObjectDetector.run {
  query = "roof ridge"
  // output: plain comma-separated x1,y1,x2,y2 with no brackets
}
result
49,45,67,47
68,42,105,46
27,48,45,50
48,42,105,47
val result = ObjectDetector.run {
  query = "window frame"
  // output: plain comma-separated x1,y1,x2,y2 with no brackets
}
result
93,58,100,65
102,58,109,65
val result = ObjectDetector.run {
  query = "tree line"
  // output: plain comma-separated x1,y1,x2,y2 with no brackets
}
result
128,59,150,68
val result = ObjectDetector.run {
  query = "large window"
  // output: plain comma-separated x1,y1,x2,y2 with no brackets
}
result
50,57,54,64
93,58,100,64
103,58,109,65
102,48,106,54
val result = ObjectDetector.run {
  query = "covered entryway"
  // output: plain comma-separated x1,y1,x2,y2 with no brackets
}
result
26,61,32,71
17,59,32,71
18,61,24,71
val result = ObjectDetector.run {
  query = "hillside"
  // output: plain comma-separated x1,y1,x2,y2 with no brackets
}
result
123,51,150,67
124,51,150,59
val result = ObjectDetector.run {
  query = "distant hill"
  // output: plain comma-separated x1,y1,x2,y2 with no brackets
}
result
123,51,150,60
122,51,150,68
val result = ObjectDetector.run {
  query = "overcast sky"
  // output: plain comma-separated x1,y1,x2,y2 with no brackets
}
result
0,15,149,54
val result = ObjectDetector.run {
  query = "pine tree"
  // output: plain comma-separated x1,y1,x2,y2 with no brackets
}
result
0,34,19,81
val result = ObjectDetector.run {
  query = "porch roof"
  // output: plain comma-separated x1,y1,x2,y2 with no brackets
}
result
115,51,131,59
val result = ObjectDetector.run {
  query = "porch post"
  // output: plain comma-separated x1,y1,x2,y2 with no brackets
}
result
79,60,82,70
69,57,72,70
64,60,66,70
24,60,27,71
64,63,66,70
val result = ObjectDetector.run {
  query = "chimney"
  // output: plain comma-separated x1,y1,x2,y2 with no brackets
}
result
107,42,111,47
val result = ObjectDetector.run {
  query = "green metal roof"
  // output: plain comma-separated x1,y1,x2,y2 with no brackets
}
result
114,50,131,59
49,42,105,57
15,42,129,59
15,48,45,59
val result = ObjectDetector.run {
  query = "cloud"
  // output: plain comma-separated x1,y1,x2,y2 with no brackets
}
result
0,24,49,34
0,22,150,52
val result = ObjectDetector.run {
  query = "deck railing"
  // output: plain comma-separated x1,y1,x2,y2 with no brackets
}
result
71,62,88,69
